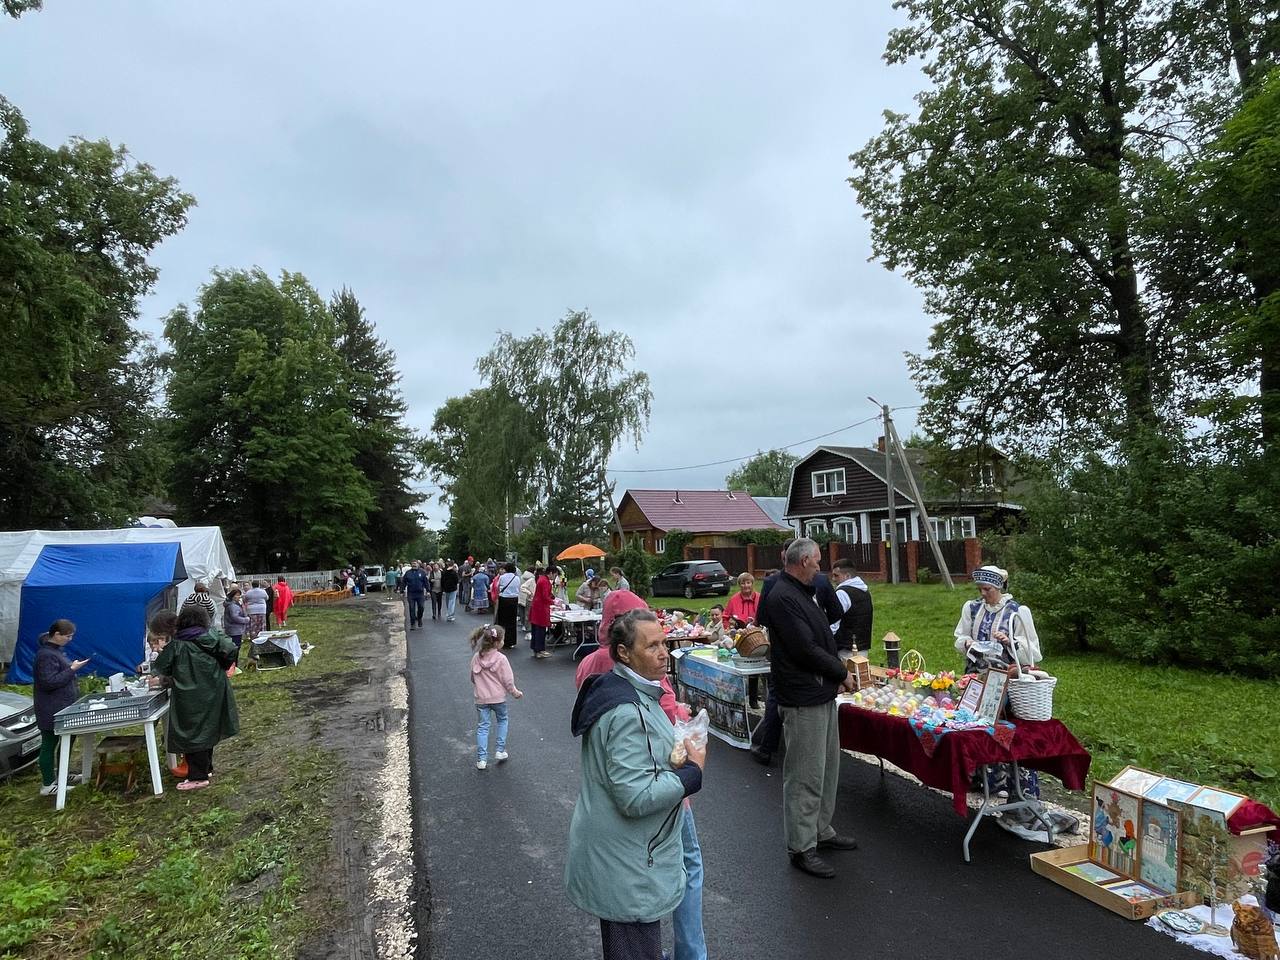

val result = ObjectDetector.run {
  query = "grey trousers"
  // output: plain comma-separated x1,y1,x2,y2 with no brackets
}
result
779,700,841,854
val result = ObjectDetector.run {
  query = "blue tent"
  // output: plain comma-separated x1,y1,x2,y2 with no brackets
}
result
6,542,186,683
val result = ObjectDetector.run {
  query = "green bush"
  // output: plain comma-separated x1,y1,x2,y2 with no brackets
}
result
619,536,658,597
662,529,695,562
1012,442,1280,676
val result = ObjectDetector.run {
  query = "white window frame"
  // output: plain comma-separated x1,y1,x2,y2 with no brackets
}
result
928,517,950,542
880,518,909,543
804,519,828,538
655,537,666,554
832,517,858,544
957,516,977,539
811,468,847,497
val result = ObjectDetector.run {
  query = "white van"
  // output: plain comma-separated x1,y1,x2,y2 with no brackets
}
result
363,565,386,591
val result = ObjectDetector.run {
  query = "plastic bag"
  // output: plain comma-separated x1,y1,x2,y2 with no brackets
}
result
669,709,710,766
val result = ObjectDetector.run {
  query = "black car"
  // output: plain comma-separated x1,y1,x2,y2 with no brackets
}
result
650,560,733,599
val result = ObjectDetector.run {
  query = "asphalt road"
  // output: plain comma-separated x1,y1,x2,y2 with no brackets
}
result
406,605,1199,960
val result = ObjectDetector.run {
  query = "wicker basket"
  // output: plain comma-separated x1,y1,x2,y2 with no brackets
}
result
735,626,769,659
1006,613,1056,720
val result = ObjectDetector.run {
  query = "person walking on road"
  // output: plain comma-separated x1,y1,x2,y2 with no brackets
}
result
469,624,522,770
494,562,521,649
430,562,444,620
566,609,707,960
403,561,429,630
768,538,858,879
470,566,491,616
441,560,460,621
528,564,554,659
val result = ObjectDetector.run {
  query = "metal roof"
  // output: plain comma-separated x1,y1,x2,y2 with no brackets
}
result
617,489,789,533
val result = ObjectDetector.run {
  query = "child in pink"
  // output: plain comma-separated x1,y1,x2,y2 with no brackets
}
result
470,624,522,770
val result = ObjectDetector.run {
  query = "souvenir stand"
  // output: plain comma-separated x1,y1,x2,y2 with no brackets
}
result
672,647,770,749
550,606,601,656
51,688,170,811
837,660,1090,862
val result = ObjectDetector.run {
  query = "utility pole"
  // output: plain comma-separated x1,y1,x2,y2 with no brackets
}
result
880,401,900,584
887,418,955,589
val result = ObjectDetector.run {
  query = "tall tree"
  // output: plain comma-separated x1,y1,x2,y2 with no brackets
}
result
2,1,43,18
331,288,421,559
0,98,193,528
849,0,1275,458
724,449,798,497
476,311,652,557
163,269,374,569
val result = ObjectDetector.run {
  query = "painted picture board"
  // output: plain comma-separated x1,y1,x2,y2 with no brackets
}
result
1102,880,1165,904
1187,786,1247,819
1090,783,1141,878
1138,799,1182,893
973,669,1008,724
1145,777,1199,804
958,677,984,713
1109,765,1163,797
1064,861,1123,885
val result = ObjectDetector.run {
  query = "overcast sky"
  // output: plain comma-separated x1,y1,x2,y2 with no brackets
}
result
2,2,930,526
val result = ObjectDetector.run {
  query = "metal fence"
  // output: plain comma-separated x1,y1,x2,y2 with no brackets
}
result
238,569,339,592
706,547,749,576
832,542,880,572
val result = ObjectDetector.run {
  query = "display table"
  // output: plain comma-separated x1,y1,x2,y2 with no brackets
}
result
673,648,770,749
838,703,1091,861
250,629,304,667
52,690,170,811
550,607,601,656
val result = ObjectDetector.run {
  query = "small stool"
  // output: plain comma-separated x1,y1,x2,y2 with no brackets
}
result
95,735,146,791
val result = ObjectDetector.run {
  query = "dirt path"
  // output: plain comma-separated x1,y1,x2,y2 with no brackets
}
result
292,595,417,960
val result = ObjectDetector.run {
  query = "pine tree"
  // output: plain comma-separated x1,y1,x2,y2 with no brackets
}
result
331,288,421,560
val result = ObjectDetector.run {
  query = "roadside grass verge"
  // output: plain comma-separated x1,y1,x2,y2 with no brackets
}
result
617,579,1278,810
0,605,369,960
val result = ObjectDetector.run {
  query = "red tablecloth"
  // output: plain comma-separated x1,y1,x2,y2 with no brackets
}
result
838,703,1092,816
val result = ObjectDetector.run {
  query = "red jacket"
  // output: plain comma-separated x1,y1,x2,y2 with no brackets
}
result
723,590,760,628
529,574,553,627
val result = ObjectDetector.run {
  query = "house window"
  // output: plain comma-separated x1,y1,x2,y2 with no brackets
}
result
655,536,666,554
927,517,950,542
811,468,846,496
832,518,858,543
880,518,910,542
804,520,828,538
957,516,977,539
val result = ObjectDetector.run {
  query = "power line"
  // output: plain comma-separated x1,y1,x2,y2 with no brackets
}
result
607,415,882,475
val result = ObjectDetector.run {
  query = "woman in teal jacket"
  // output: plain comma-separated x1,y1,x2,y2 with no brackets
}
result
566,609,707,960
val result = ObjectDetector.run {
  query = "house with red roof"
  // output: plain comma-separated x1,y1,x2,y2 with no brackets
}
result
610,489,788,554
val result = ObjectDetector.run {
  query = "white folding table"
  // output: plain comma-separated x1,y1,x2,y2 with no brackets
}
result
52,691,170,811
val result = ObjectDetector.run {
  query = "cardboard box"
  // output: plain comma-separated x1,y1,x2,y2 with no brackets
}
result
1030,847,1200,920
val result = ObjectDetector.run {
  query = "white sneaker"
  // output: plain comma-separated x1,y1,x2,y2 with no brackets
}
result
476,760,487,770
495,751,508,762
39,783,74,796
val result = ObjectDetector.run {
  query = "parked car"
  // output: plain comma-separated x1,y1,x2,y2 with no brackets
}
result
0,690,41,780
363,565,386,591
650,560,732,599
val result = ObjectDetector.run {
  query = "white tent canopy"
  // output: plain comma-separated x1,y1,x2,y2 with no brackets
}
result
0,526,237,664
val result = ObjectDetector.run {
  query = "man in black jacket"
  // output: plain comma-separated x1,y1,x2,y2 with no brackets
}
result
752,543,844,765
768,538,858,878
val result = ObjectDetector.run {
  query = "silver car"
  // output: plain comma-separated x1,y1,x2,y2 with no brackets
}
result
0,690,41,779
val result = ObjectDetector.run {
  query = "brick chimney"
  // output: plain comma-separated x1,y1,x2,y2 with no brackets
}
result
876,436,886,452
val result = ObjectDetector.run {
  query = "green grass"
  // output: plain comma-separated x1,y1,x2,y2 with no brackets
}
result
0,605,370,960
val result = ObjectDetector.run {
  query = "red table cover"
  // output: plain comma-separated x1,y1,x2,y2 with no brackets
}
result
838,703,1092,816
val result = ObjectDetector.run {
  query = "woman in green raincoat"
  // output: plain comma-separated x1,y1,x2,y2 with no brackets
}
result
149,605,239,791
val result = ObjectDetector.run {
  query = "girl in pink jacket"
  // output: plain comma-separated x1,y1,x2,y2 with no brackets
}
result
469,624,522,770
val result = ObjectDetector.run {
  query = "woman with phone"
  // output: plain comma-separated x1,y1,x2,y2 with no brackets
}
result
33,619,89,797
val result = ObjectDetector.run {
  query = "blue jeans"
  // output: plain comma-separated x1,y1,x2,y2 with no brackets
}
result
476,702,509,763
673,806,706,960
444,590,457,618
408,593,426,626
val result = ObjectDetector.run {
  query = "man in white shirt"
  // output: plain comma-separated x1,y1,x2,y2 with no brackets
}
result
829,559,873,658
